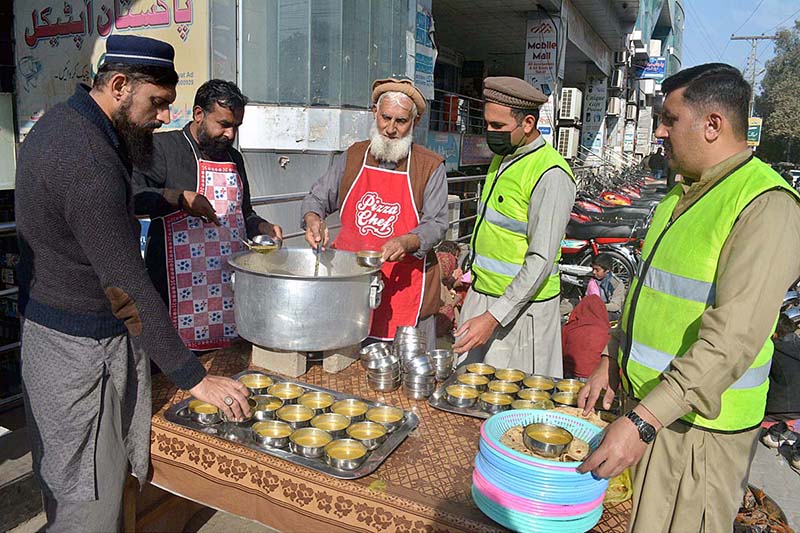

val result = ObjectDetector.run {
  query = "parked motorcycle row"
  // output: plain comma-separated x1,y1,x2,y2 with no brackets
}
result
559,165,667,298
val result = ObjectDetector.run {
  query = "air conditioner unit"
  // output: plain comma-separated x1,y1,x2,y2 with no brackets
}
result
613,50,629,65
626,104,638,121
557,127,580,159
641,79,656,95
611,67,625,89
559,88,583,122
628,30,644,49
607,97,623,116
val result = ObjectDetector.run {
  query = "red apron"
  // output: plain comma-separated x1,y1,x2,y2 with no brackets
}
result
162,132,245,350
335,147,426,340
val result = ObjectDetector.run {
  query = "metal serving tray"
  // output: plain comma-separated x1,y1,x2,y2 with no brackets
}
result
428,370,618,421
164,371,419,480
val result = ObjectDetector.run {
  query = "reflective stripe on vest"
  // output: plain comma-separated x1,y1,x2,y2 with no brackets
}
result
471,142,574,301
625,335,772,389
618,156,800,432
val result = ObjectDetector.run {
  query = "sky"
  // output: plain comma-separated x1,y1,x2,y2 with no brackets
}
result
681,0,800,92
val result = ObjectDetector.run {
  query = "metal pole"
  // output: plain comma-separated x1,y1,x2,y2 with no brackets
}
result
730,34,777,116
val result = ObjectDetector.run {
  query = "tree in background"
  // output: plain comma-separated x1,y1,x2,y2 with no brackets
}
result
755,21,800,164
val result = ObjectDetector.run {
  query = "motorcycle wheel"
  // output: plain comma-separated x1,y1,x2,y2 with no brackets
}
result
578,249,636,290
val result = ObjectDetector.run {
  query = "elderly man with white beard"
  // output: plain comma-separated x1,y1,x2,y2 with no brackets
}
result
301,78,449,348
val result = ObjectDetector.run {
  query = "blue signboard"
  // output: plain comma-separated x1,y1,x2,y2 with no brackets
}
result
425,132,462,172
636,56,667,82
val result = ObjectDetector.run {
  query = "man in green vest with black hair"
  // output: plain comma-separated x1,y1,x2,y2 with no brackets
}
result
578,63,800,531
454,77,576,376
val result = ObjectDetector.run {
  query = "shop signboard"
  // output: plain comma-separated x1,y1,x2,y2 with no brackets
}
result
623,121,636,153
747,117,763,147
425,131,461,172
415,3,436,100
636,57,667,82
460,134,495,167
14,0,210,139
580,76,607,165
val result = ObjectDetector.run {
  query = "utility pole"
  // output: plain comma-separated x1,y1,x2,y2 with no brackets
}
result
730,34,777,116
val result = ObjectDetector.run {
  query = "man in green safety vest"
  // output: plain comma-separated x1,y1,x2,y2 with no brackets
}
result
578,63,800,532
453,77,576,376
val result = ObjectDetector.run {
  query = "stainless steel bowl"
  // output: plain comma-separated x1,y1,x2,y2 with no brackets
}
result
365,406,405,433
487,380,521,395
556,379,585,394
298,391,335,416
523,423,573,458
331,399,369,422
238,372,274,395
251,395,283,421
403,385,435,400
268,382,305,404
221,397,258,425
367,378,402,392
188,400,222,425
552,392,578,407
445,384,480,408
276,404,315,430
356,250,384,268
395,326,423,337
324,439,369,471
465,363,496,380
511,400,537,410
252,420,292,448
517,388,552,402
457,373,490,391
522,375,555,391
478,392,513,414
289,427,333,458
403,373,436,385
493,368,526,385
346,421,388,450
311,412,351,439
363,355,401,371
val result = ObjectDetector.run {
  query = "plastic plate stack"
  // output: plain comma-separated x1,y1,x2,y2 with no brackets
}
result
473,409,609,533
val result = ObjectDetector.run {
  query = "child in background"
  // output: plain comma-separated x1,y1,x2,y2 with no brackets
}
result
587,253,626,321
435,241,468,339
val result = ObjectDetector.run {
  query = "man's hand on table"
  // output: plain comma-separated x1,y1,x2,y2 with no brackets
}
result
577,355,620,416
190,375,251,421
452,311,499,354
304,212,329,250
180,191,220,225
381,234,420,262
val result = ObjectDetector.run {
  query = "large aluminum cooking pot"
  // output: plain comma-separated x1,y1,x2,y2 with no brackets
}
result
229,248,383,351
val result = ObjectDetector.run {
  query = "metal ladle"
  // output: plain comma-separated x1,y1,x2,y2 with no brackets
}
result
217,224,282,254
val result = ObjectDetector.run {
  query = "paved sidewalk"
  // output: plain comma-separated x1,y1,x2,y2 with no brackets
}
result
748,439,800,529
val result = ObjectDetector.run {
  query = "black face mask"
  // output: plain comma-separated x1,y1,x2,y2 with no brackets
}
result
486,126,521,156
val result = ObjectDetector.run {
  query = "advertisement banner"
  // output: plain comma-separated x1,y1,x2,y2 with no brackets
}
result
460,134,495,167
747,117,763,147
14,0,209,139
425,131,461,172
623,121,636,153
524,14,563,97
580,75,606,165
415,3,436,100
636,56,667,82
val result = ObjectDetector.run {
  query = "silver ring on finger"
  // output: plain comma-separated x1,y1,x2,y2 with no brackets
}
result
224,395,234,406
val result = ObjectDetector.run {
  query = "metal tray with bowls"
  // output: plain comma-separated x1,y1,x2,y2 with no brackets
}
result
164,370,419,480
428,368,618,421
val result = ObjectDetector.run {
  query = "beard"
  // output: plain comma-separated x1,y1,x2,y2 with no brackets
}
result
112,96,161,167
197,120,233,160
369,123,413,164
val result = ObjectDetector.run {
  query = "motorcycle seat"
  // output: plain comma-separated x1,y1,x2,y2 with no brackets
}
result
566,220,635,239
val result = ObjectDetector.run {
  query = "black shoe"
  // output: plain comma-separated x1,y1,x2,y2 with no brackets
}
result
761,421,798,449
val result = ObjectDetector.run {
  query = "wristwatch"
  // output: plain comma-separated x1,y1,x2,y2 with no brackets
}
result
624,410,656,443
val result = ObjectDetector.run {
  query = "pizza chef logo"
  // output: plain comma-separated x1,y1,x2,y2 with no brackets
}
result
355,191,401,238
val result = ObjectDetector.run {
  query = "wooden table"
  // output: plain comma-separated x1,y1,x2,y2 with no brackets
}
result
143,344,631,532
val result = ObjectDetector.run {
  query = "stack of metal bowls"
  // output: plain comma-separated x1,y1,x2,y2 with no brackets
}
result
393,326,427,363
402,353,436,399
428,349,455,381
360,342,401,392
